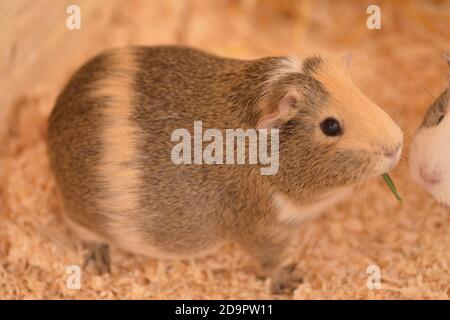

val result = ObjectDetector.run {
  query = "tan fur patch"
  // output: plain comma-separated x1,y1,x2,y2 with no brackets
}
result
314,56,402,153
88,50,214,258
312,56,403,177
89,49,156,255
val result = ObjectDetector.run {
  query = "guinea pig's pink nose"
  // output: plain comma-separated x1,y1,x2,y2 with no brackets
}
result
419,167,441,186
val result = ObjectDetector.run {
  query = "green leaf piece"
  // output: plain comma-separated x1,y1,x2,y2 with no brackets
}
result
383,173,402,202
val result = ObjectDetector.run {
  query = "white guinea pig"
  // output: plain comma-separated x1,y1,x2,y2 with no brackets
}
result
410,54,450,205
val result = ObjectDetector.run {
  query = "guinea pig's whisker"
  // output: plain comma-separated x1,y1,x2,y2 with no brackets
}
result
400,69,437,102
403,124,416,138
395,118,416,140
400,148,410,158
416,81,437,101
402,132,414,142
386,47,438,104
392,105,408,124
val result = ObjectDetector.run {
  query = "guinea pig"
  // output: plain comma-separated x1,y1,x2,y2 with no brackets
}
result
47,46,403,294
410,54,450,206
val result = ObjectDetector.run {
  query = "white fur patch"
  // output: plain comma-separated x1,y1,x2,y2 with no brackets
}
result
274,188,352,225
265,56,302,85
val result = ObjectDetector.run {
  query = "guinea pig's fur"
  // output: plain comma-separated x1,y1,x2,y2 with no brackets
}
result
47,46,403,293
410,54,450,206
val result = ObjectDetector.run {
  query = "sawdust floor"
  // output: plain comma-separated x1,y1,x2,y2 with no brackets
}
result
0,0,449,299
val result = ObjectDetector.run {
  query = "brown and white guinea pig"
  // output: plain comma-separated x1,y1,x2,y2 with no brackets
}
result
47,46,403,294
410,54,450,206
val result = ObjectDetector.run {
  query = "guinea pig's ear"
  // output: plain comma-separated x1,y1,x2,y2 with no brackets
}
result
256,89,299,129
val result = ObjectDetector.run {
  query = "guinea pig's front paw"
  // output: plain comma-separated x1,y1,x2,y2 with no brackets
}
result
83,243,111,275
270,263,303,295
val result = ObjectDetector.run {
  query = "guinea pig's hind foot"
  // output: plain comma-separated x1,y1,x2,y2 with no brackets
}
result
270,263,303,295
83,243,111,275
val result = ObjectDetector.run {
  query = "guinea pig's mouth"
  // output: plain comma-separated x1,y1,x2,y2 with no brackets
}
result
387,157,400,172
373,152,402,178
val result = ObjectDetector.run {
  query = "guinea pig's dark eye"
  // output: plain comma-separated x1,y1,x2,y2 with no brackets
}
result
320,117,342,136
437,114,445,125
